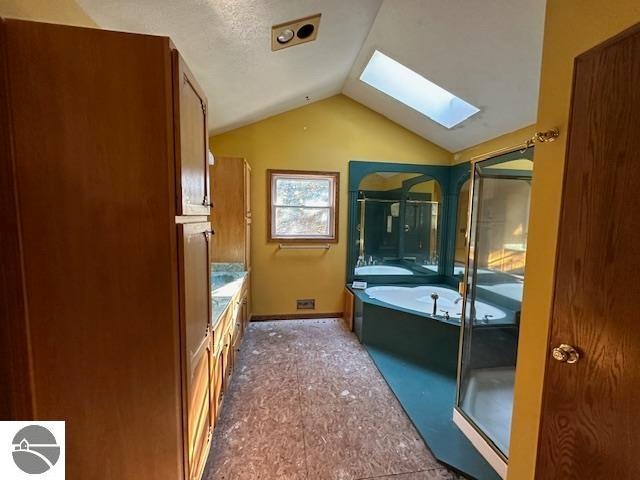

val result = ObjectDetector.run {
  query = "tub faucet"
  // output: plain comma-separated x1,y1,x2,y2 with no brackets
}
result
454,296,464,305
430,292,439,316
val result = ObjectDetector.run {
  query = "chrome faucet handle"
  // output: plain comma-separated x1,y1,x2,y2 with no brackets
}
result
440,310,450,320
430,292,439,317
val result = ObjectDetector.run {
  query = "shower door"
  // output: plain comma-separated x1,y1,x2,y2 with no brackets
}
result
454,148,533,475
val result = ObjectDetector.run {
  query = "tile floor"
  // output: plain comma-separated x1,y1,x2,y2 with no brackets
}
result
204,319,463,480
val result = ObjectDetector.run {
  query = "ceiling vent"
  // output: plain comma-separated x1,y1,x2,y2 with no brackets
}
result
271,14,321,51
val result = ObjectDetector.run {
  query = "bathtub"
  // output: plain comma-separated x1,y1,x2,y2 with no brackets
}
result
365,285,507,323
355,265,414,275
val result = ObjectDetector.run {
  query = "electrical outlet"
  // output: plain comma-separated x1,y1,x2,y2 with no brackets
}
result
296,299,315,310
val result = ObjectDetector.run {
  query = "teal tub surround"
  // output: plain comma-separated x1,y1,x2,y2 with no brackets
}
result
211,263,247,326
347,160,470,286
350,284,503,480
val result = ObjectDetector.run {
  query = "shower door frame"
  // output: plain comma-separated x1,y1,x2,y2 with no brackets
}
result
453,145,534,479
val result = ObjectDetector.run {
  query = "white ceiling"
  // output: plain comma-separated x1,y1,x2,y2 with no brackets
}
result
76,0,383,134
343,0,546,151
77,0,546,152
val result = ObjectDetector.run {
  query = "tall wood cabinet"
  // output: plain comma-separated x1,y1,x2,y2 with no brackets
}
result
209,156,252,314
210,156,252,270
0,19,212,480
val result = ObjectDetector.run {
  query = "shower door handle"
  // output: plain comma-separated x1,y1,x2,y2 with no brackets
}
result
552,344,580,364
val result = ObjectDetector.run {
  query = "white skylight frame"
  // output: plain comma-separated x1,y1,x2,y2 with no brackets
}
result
360,50,480,129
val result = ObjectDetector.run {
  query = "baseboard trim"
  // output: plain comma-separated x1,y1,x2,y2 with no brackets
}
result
251,312,343,321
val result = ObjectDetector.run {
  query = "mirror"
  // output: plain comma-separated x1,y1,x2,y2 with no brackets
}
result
354,172,441,277
453,179,471,276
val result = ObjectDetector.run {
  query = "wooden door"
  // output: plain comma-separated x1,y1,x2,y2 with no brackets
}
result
173,51,210,216
536,23,640,479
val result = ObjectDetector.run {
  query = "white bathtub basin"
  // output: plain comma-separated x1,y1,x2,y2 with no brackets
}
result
479,282,523,302
355,265,414,275
364,285,507,322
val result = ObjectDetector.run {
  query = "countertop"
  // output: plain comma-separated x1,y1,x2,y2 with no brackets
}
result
211,263,247,327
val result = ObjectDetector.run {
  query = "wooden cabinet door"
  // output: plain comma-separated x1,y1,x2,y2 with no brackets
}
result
222,332,233,390
187,339,212,480
173,51,210,216
344,288,355,332
211,349,224,423
244,162,251,270
244,161,251,219
245,219,251,271
178,222,211,361
241,294,249,332
178,222,213,480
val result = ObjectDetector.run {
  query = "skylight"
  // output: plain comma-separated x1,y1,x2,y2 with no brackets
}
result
360,50,480,129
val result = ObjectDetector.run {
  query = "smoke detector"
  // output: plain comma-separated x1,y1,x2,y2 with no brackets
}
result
271,14,321,51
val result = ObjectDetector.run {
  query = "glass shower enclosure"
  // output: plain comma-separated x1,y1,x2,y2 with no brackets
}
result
454,147,534,478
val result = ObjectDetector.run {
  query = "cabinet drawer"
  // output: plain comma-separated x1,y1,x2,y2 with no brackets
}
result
173,51,210,216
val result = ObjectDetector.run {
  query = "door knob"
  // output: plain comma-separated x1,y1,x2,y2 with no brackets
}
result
552,344,580,364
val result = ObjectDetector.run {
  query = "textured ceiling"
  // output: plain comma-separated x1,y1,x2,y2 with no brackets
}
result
76,0,383,134
343,0,547,152
77,0,546,152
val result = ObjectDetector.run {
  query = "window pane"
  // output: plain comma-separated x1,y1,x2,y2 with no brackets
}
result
274,207,330,236
275,178,331,206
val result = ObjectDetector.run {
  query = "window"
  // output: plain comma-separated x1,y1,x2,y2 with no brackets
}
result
268,170,339,242
360,50,480,128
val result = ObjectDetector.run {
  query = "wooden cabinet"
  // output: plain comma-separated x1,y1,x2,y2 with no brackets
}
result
210,157,252,272
0,19,212,480
208,277,249,431
344,288,355,331
210,157,252,318
178,223,213,480
173,52,211,216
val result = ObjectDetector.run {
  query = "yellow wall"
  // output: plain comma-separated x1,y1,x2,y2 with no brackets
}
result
0,0,96,26
453,125,537,165
211,94,450,316
508,1,640,479
359,172,424,191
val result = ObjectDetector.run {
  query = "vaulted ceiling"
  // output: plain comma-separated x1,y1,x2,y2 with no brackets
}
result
77,0,546,152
